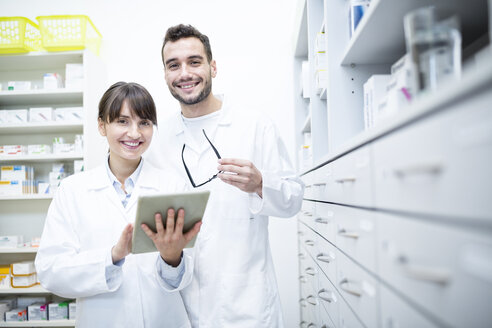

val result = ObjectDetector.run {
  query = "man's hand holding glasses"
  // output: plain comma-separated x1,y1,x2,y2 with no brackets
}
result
217,158,263,198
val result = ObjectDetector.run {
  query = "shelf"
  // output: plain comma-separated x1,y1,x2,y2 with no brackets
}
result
0,285,51,294
0,153,83,163
0,89,83,107
0,247,38,254
0,122,83,135
341,0,489,65
0,51,83,72
306,55,492,173
0,320,75,327
0,194,53,201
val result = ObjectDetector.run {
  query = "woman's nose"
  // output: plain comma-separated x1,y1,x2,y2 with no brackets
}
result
127,123,141,139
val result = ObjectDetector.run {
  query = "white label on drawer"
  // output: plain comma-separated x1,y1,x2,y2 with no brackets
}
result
362,280,376,297
359,219,373,231
460,242,492,284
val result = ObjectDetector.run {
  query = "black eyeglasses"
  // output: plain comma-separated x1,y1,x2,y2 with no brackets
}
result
181,129,223,188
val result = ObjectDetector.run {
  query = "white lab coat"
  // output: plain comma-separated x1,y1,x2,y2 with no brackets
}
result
35,160,193,328
146,95,304,327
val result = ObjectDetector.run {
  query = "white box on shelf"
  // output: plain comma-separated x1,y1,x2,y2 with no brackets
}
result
11,273,37,287
38,182,50,194
43,73,63,89
48,302,69,320
69,301,76,320
7,81,31,91
314,51,328,70
66,63,84,89
28,302,49,321
363,74,391,129
11,261,36,275
6,109,29,124
5,308,27,321
17,296,48,308
315,32,327,52
2,145,28,156
54,107,84,122
0,235,23,248
27,144,52,155
74,160,84,174
315,70,328,95
29,107,53,122
1,165,28,181
0,181,22,195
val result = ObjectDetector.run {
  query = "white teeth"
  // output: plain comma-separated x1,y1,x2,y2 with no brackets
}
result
181,85,194,89
123,141,139,147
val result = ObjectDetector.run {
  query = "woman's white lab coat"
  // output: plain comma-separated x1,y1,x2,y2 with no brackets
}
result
146,95,304,328
35,160,193,328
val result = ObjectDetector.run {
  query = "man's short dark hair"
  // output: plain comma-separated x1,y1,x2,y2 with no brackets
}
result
161,24,213,65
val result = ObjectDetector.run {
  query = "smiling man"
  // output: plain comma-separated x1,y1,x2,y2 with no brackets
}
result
148,24,304,328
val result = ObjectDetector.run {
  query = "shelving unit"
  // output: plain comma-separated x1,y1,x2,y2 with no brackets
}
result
293,0,491,327
0,50,106,327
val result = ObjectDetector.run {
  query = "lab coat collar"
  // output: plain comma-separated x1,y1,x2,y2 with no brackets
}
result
85,158,160,192
170,94,233,137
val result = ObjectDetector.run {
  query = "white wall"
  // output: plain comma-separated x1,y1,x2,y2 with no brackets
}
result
1,0,300,325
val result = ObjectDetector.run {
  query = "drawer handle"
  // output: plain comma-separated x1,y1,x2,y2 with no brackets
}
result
334,176,356,183
313,182,326,186
318,288,338,303
299,298,307,307
307,324,317,328
338,228,359,239
305,267,316,276
393,163,443,178
299,275,307,283
304,212,313,217
398,256,452,285
338,278,363,297
305,239,315,246
315,217,329,224
306,295,318,305
316,252,335,263
298,252,306,259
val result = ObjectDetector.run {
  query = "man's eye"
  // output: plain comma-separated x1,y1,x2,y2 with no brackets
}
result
168,64,178,70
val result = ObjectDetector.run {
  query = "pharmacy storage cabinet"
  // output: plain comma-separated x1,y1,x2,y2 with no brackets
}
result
0,50,106,327
294,0,492,327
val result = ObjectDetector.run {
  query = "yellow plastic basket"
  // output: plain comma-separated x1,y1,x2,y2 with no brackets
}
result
0,17,42,54
36,15,102,55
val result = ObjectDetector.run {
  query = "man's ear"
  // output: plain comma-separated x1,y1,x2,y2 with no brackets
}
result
210,59,217,78
98,118,107,136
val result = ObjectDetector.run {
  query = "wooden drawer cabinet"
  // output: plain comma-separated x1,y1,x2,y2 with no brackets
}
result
377,212,492,328
373,91,492,222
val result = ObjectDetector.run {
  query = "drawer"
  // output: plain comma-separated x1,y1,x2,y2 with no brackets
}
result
373,91,492,222
303,171,317,200
380,284,439,328
299,221,319,260
333,205,378,274
377,212,492,327
317,145,373,207
300,200,316,226
338,292,366,328
336,249,380,328
314,202,337,243
314,234,338,283
318,269,341,327
319,304,337,328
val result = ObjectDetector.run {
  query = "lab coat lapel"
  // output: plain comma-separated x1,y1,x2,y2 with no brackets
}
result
125,161,160,211
86,166,130,222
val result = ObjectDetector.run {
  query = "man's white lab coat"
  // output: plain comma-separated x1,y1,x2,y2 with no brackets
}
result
146,95,304,327
35,161,193,328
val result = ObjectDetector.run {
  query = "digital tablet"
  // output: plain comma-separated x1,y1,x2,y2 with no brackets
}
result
132,190,210,254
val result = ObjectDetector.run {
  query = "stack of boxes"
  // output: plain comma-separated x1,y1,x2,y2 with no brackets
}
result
0,296,76,322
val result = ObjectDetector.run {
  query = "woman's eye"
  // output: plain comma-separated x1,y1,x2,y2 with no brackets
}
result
140,121,151,126
117,119,127,124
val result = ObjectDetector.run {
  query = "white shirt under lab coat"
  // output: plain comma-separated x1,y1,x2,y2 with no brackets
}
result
146,95,304,327
35,160,193,328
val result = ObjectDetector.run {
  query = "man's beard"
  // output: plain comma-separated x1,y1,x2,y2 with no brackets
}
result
169,78,212,105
